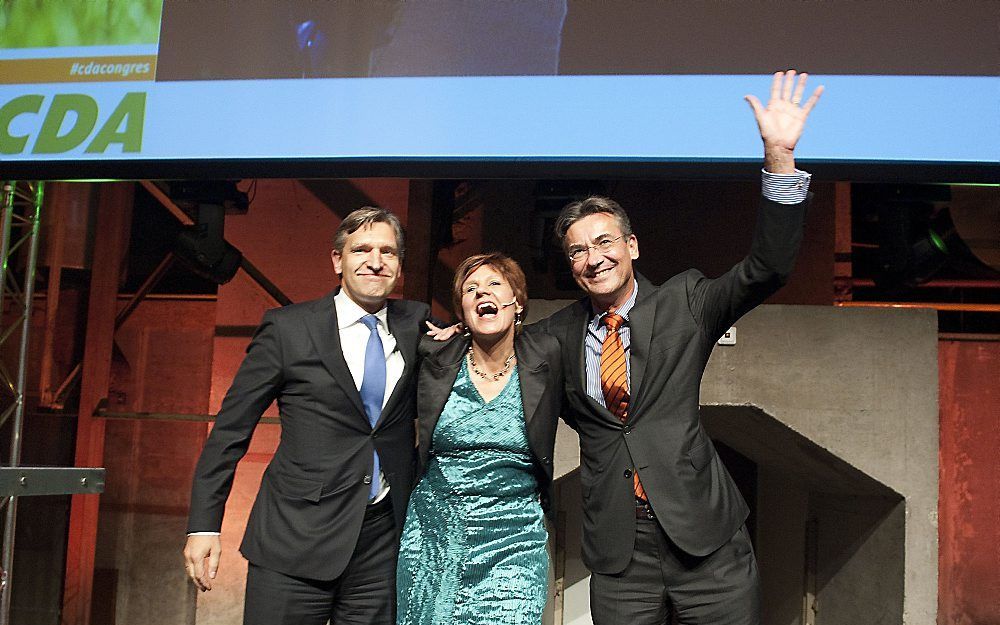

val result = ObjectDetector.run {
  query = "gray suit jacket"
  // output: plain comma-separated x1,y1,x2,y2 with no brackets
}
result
532,195,809,573
187,290,429,580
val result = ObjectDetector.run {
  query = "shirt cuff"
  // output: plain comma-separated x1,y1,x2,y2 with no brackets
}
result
761,168,811,205
187,532,221,536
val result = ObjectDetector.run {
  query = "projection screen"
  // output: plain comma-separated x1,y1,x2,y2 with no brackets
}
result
1,1,997,180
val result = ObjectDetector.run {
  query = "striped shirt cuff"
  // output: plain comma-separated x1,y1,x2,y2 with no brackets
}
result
761,168,811,205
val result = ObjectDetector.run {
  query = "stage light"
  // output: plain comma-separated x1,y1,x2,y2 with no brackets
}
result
173,202,242,285
168,180,249,215
872,185,968,293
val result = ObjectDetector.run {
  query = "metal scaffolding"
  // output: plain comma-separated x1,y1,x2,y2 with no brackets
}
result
0,181,103,625
0,180,43,623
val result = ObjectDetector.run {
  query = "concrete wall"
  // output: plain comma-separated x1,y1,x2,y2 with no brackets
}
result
702,305,938,625
546,303,939,625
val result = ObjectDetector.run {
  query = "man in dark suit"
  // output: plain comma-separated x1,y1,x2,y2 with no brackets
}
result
183,207,430,625
534,71,823,624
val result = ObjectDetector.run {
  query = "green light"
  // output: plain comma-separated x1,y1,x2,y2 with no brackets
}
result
58,179,126,183
928,229,948,254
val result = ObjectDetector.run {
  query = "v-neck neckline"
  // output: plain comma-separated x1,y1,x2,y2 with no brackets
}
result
465,357,518,405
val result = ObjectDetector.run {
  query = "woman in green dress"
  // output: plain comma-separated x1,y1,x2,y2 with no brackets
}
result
397,253,564,625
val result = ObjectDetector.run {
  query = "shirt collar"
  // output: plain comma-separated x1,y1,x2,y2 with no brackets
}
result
334,289,388,330
590,278,638,327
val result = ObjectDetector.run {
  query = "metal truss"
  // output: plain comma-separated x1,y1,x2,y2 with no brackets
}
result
0,180,43,621
0,180,43,622
0,179,291,621
0,182,42,433
0,182,106,625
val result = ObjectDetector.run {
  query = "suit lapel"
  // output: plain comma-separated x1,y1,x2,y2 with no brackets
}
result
567,298,621,424
417,337,466,462
568,298,591,396
515,335,548,427
381,299,418,425
305,291,366,418
626,276,656,417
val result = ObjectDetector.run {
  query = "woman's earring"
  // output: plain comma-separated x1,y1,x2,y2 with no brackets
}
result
461,322,471,337
515,310,522,326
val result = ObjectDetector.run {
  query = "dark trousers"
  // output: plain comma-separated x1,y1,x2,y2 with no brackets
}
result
590,520,760,625
243,498,398,625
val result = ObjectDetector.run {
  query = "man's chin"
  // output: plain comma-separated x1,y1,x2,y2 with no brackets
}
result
349,289,392,309
582,281,613,296
365,289,393,302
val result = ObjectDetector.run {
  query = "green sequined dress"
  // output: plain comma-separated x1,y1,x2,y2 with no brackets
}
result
397,361,548,625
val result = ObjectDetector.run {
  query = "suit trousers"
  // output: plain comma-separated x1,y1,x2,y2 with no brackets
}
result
243,497,398,625
590,519,760,625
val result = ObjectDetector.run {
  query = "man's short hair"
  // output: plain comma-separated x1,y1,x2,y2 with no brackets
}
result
332,206,406,263
451,252,529,329
553,196,633,248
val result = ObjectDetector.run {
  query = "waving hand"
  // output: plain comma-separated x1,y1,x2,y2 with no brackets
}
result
745,70,824,173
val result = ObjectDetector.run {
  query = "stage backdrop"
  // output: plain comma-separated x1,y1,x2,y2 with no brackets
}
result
1,1,997,177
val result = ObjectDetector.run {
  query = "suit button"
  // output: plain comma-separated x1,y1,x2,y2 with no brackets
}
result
372,432,378,439
623,425,632,434
363,475,372,485
624,469,633,479
541,456,551,464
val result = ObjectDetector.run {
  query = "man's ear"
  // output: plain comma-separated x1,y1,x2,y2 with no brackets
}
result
331,249,342,276
628,235,639,261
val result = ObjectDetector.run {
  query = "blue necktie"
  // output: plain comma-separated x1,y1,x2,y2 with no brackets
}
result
359,314,386,500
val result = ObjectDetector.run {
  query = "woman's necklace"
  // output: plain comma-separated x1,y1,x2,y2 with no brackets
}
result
468,345,516,381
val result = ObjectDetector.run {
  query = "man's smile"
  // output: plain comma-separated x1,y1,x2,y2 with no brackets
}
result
586,265,616,280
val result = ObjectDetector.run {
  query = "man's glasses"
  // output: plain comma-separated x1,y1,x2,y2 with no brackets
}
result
567,234,627,262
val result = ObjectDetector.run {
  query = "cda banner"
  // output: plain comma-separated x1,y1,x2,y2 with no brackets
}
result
0,0,997,169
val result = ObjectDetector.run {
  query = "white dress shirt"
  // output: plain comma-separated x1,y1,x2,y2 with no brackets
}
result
334,290,404,504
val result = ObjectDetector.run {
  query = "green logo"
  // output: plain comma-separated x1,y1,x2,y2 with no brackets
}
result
0,92,146,155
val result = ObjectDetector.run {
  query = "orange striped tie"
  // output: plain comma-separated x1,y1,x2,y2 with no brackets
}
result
600,312,647,501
